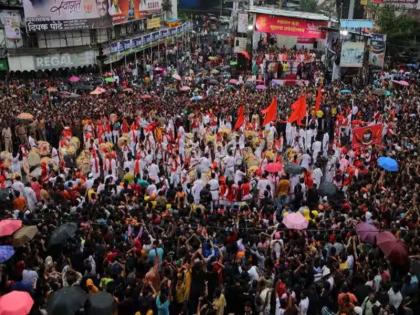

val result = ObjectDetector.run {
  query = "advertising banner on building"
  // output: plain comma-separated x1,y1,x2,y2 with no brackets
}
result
139,0,162,15
340,41,365,67
237,13,248,33
0,10,22,40
23,0,113,31
147,17,160,29
369,33,386,68
111,0,141,25
8,50,97,71
255,14,327,39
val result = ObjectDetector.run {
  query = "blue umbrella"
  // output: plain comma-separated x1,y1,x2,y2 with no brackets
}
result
340,89,352,94
377,156,399,172
0,245,15,263
190,95,203,101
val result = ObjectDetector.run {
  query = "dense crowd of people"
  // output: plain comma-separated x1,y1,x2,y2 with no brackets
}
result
0,18,419,315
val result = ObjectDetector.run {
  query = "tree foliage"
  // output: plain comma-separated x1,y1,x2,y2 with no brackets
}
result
371,5,420,63
300,0,318,12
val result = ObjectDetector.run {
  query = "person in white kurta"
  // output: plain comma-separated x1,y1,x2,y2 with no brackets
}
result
24,184,37,211
313,166,323,188
192,177,205,204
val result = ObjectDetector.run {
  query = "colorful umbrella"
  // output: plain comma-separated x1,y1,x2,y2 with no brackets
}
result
385,240,409,265
210,69,219,75
68,75,80,83
0,245,15,263
47,86,58,93
340,89,352,94
398,80,409,86
0,219,22,237
172,73,181,81
154,67,164,72
13,225,38,247
180,86,191,92
16,113,34,121
238,50,251,60
265,162,283,173
0,291,34,315
47,286,88,315
376,231,397,251
283,212,308,230
256,85,267,91
229,79,239,85
355,222,379,244
377,156,398,172
191,95,203,101
141,94,152,100
90,87,106,95
104,77,114,83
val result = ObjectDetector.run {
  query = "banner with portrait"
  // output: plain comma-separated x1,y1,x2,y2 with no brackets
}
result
352,124,383,148
369,33,386,68
110,0,142,25
0,10,23,48
139,0,161,16
23,0,112,31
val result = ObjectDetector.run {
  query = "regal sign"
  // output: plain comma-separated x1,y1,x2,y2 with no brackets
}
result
255,14,327,39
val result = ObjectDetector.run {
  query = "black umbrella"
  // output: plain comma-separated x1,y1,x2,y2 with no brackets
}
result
47,286,88,315
284,163,304,175
86,292,115,315
318,182,338,197
49,222,77,246
209,79,219,85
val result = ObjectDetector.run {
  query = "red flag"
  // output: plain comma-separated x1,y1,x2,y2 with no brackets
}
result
262,97,278,126
234,105,245,130
288,95,307,125
352,124,383,148
145,122,158,132
314,87,322,112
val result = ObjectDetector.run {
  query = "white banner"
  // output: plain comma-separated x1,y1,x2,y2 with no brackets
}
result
340,41,365,68
237,13,248,33
139,0,162,13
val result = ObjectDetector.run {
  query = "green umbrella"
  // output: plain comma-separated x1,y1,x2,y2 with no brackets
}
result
104,77,114,83
384,90,392,97
230,60,238,66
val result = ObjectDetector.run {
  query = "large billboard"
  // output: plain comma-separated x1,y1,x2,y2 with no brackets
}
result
111,0,141,25
369,33,386,68
139,0,161,15
255,14,327,39
23,0,113,31
0,10,23,48
340,41,365,68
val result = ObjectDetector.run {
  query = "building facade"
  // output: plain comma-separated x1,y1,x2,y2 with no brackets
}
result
0,0,182,72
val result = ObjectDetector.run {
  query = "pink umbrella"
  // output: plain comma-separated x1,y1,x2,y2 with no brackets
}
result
376,231,397,254
141,94,152,100
0,291,34,315
0,219,22,237
69,75,80,83
180,86,191,92
398,80,409,86
256,85,266,91
172,73,181,81
385,240,409,266
90,87,106,95
154,67,164,72
229,79,239,85
265,162,283,173
355,222,379,244
283,212,308,230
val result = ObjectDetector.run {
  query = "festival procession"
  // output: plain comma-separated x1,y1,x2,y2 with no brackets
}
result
0,2,419,315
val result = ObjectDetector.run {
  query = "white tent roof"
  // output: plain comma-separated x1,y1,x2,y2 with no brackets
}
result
248,6,332,22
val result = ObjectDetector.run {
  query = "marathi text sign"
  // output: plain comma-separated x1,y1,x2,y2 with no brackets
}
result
255,14,327,39
23,0,112,31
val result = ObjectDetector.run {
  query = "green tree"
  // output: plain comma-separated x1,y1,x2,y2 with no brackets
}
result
300,0,318,12
370,5,420,63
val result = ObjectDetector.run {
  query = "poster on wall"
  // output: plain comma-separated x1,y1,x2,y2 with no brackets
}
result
0,10,23,48
340,41,365,67
23,0,113,31
139,0,162,16
255,14,327,39
33,51,97,70
111,0,142,25
369,33,386,68
237,13,248,33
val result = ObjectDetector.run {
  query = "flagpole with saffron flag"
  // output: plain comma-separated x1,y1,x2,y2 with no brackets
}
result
262,97,278,126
